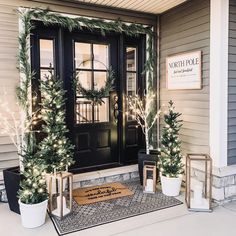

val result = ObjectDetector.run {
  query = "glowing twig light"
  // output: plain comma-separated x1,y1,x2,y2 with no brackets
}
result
0,92,41,170
126,92,161,154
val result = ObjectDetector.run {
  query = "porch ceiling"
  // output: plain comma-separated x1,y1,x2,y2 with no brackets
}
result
66,0,187,14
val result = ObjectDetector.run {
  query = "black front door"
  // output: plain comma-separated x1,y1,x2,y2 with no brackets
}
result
31,24,145,172
64,31,119,171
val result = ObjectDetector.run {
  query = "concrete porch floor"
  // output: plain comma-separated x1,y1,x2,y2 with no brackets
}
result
1,195,236,236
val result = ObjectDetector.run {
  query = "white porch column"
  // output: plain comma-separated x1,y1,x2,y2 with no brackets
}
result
210,0,229,168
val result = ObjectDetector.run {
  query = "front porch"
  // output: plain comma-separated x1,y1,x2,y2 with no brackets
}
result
1,190,236,236
1,0,236,234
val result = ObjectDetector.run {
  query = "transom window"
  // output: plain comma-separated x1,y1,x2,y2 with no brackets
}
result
74,42,110,124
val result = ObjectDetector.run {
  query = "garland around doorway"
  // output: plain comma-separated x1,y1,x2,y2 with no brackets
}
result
17,8,156,113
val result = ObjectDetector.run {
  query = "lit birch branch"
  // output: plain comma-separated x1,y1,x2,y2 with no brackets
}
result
126,93,161,154
0,93,41,169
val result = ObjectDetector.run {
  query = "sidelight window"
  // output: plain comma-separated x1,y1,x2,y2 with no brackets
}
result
126,47,137,121
39,39,54,80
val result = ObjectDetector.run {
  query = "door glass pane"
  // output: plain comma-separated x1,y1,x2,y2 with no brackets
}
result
40,39,54,67
76,71,92,95
75,42,91,69
127,72,136,96
40,69,54,81
94,44,108,69
126,47,136,71
94,98,109,123
94,71,107,90
76,98,93,124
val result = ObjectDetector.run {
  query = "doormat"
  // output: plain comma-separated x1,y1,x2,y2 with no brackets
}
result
73,182,134,205
50,180,182,236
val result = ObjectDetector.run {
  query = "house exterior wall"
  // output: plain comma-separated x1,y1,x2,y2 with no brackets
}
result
159,0,210,155
0,0,156,183
228,0,236,165
1,0,236,203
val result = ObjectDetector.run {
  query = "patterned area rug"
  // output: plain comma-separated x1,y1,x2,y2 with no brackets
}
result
50,180,182,236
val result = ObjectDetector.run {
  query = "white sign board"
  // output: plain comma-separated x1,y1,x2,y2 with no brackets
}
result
166,51,201,90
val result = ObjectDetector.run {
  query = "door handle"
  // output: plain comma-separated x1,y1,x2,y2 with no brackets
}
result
113,95,119,123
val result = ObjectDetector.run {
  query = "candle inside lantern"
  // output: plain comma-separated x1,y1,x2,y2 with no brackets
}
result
193,184,203,205
145,179,154,192
52,196,70,217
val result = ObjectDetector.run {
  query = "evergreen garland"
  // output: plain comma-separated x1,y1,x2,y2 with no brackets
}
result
16,8,157,187
159,101,184,178
15,8,157,202
38,70,75,173
17,8,156,110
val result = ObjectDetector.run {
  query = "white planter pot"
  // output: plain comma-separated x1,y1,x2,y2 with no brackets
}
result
160,175,182,197
19,199,48,228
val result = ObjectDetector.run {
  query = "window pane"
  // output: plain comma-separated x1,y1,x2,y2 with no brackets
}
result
126,47,136,71
94,98,109,123
94,71,107,90
94,44,108,69
76,98,93,124
40,69,54,81
75,42,91,69
127,72,136,96
76,71,92,96
40,39,54,67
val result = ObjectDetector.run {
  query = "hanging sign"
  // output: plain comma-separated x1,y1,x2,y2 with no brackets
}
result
166,51,201,90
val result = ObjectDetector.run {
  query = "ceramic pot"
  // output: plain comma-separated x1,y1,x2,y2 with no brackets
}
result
160,175,182,196
19,199,48,228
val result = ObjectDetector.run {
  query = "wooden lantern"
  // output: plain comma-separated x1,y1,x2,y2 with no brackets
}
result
48,172,73,219
143,161,157,194
185,154,212,212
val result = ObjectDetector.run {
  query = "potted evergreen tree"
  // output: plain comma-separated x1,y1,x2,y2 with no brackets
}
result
127,93,160,185
18,142,48,228
38,70,74,176
159,101,184,196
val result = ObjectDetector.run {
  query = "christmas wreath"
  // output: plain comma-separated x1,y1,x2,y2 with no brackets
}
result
74,60,115,105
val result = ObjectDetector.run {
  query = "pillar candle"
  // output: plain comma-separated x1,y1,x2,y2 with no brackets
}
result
145,179,153,192
193,184,203,205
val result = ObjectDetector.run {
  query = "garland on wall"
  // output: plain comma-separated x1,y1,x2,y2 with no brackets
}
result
17,7,157,148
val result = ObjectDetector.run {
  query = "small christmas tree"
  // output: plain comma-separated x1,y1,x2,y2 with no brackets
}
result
18,139,48,204
159,101,184,178
38,70,74,173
